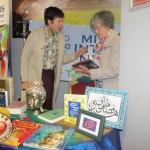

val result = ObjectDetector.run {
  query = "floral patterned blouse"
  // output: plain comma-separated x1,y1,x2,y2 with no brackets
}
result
42,26,59,70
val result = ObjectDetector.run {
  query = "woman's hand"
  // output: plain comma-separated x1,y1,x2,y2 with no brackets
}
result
22,81,29,90
74,65,90,74
75,47,88,57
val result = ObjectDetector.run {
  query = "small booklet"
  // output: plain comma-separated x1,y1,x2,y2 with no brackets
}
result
38,108,64,123
72,59,99,69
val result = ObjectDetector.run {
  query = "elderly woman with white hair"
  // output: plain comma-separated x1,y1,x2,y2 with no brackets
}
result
74,10,120,90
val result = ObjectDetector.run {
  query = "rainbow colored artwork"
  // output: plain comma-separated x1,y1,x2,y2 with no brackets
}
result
0,25,9,77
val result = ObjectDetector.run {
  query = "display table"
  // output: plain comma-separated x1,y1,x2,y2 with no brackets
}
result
0,110,121,150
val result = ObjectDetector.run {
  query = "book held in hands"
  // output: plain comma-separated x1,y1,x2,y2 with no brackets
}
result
72,59,99,69
38,108,64,123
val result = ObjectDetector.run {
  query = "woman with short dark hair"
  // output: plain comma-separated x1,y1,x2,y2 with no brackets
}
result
21,6,87,110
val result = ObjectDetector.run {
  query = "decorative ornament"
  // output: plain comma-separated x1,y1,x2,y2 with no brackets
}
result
26,79,46,115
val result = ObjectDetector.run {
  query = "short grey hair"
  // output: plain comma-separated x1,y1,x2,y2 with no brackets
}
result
90,10,114,32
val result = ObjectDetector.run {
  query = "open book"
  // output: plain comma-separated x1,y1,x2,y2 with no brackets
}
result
72,59,99,69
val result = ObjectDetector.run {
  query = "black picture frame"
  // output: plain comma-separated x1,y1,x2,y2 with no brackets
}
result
75,109,105,142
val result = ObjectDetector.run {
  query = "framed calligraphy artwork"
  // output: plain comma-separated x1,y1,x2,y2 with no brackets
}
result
75,109,105,142
130,0,150,11
85,87,128,130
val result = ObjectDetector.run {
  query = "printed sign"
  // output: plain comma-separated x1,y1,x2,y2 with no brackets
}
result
0,0,9,25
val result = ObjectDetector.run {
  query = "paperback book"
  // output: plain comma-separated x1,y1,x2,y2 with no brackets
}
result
23,123,75,150
72,59,99,69
6,101,27,114
64,94,87,124
38,108,64,123
0,120,42,148
0,91,8,107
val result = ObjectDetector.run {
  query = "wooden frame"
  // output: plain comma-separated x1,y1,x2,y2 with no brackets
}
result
85,87,128,130
75,109,105,142
130,0,150,11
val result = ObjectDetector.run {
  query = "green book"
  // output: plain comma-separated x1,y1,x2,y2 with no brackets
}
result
38,108,64,123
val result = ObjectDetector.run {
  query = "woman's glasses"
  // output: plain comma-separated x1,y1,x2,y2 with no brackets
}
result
93,25,103,33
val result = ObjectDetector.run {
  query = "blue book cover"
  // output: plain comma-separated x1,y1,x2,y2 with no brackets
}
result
0,91,8,107
23,123,75,150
